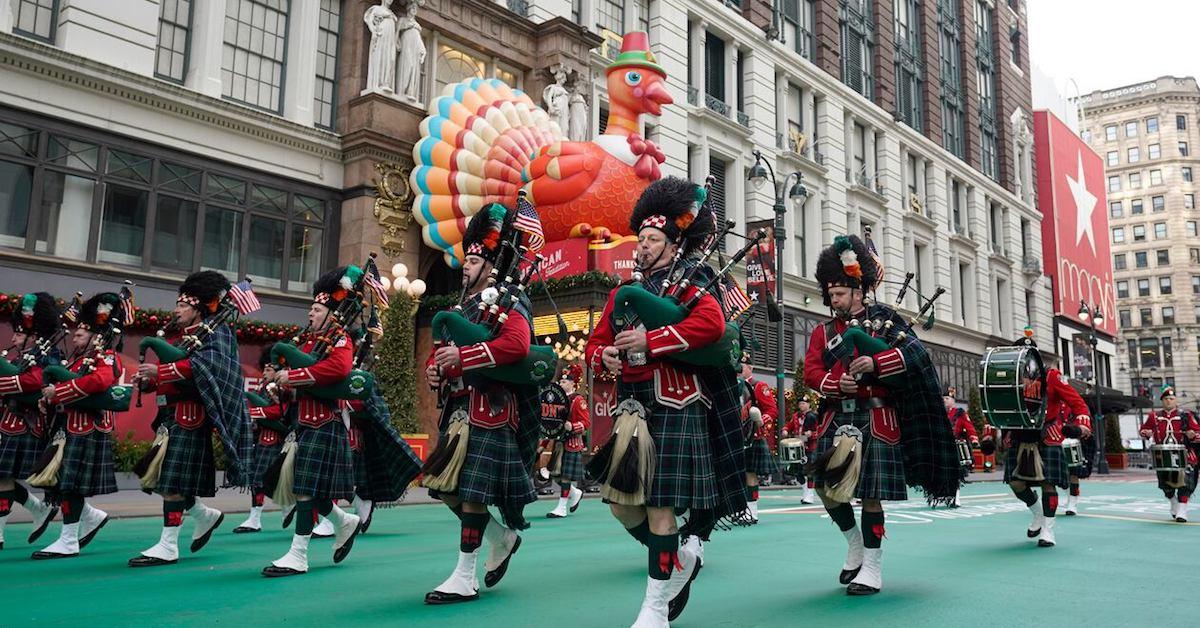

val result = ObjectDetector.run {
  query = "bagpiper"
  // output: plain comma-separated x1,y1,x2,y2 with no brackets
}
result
802,234,959,595
943,386,979,507
0,293,61,549
546,363,589,519
1139,386,1199,522
234,344,291,533
129,271,253,567
739,352,779,523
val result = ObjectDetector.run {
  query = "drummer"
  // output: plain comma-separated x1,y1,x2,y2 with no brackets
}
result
943,386,978,508
1138,386,1199,522
993,330,1090,548
784,398,819,504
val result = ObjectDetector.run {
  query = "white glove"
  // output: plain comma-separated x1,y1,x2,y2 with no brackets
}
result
749,407,763,428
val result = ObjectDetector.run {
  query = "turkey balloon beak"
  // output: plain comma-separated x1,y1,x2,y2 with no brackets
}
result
642,80,673,116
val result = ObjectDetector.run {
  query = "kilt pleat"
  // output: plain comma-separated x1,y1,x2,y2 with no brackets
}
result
619,380,717,510
1003,440,1070,489
56,429,117,497
552,448,584,483
813,409,907,501
249,440,284,489
453,424,537,508
0,426,42,478
155,421,217,497
745,439,779,476
292,421,355,500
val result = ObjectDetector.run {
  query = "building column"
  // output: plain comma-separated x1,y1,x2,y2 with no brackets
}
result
186,0,226,98
690,20,706,98
775,73,787,148
724,38,735,114
283,0,320,126
866,127,878,185
1,0,12,34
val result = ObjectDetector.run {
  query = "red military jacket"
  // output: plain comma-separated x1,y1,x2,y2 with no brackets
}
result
249,399,285,446
0,364,45,436
1140,408,1199,444
47,350,122,435
1039,369,1090,445
585,282,725,410
802,314,907,445
284,333,353,429
426,309,532,430
143,325,206,430
741,378,777,443
947,407,979,444
563,393,590,452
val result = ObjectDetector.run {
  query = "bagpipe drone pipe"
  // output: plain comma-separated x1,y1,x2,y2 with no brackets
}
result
41,285,134,413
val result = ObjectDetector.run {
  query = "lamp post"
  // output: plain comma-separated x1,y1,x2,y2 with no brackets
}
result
748,150,808,451
1078,301,1108,474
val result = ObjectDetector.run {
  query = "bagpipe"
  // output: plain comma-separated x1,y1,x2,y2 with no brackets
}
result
834,269,945,383
41,285,135,413
1,292,81,406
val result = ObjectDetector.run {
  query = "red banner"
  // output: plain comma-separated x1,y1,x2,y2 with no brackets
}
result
744,220,776,304
537,238,589,279
589,236,639,280
588,377,617,449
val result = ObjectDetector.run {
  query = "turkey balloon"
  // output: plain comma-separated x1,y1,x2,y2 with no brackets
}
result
410,32,672,267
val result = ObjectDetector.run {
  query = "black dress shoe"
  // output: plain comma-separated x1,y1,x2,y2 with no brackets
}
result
333,526,361,564
31,550,78,560
546,512,565,519
360,511,374,533
1027,528,1041,538
483,535,522,588
191,513,225,553
128,555,178,567
846,582,880,596
667,560,703,621
839,566,861,585
79,516,109,549
1037,539,1055,548
282,509,295,529
424,590,479,605
27,507,59,544
262,565,306,578
233,525,261,534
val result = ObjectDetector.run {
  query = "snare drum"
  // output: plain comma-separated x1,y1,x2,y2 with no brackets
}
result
979,345,1046,430
1151,443,1187,472
955,439,973,469
779,437,808,465
1061,438,1084,469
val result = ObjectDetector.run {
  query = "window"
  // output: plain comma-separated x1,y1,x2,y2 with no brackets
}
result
704,33,726,104
1197,306,1200,323
1111,227,1124,243
1152,195,1165,211
783,0,817,61
1180,141,1190,157
1162,306,1175,325
313,0,341,130
1108,176,1120,192
1184,167,1193,182
1150,169,1163,185
1139,307,1153,326
1119,309,1132,327
1177,114,1187,130
1134,251,1147,267
221,0,290,112
1187,194,1195,209
156,0,193,83
1132,225,1146,242
1127,339,1139,369
1113,253,1126,270
633,0,649,31
1193,248,1200,264
1148,143,1161,159
841,0,875,99
1125,121,1138,137
1138,278,1150,297
1157,249,1170,266
1117,281,1129,298
435,42,486,95
1082,129,1092,143
12,0,58,42
975,1,997,178
1106,151,1118,167
1159,276,1173,295
596,0,624,32
1129,172,1141,188
1147,117,1159,133
1131,198,1144,214
1154,222,1167,239
1188,220,1198,237
1009,26,1020,65
1127,147,1140,162
1109,200,1123,218
938,0,964,157
1105,125,1117,141
1194,275,1200,295
1162,337,1174,367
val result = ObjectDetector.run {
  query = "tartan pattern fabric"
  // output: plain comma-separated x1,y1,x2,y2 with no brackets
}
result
351,391,423,502
745,439,779,476
56,429,117,497
292,420,355,500
449,420,536,509
154,420,217,497
619,380,717,510
552,448,584,482
696,367,750,521
249,439,284,488
1003,440,1070,489
0,426,42,478
1073,438,1097,479
813,409,907,501
189,324,254,487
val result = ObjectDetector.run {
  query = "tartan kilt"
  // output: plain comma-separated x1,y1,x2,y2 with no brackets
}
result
551,447,584,483
249,438,284,489
292,420,355,500
1003,441,1070,489
1155,466,1198,495
812,409,907,501
352,447,371,494
0,425,42,478
56,429,117,497
745,438,779,476
155,421,217,497
452,423,537,508
619,380,717,510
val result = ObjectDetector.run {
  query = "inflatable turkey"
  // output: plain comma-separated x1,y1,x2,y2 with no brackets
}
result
411,32,673,266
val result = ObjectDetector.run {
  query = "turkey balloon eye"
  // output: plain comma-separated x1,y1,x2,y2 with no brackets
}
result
625,71,642,86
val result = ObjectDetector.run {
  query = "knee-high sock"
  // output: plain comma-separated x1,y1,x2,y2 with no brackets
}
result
861,510,885,549
647,532,680,580
294,501,317,535
163,500,186,527
316,499,334,517
745,485,759,502
625,517,650,547
0,483,32,513
827,503,857,532
559,482,572,498
1013,487,1038,507
1042,491,1058,518
1179,494,1191,504
1069,483,1080,497
252,490,266,508
60,494,84,524
460,511,488,553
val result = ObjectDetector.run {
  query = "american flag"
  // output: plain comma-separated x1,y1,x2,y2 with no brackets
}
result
366,311,384,338
514,196,545,253
119,285,136,326
364,265,390,308
721,274,753,319
229,279,261,315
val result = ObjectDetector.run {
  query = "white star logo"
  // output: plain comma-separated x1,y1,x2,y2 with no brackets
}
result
1065,152,1098,255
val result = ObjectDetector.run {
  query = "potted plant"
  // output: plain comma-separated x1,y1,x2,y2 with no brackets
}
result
1102,414,1128,470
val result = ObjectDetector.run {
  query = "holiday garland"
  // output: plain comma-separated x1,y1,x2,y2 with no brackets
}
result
417,270,622,316
374,291,421,434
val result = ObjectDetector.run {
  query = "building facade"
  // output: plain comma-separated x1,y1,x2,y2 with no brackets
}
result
1079,76,1200,406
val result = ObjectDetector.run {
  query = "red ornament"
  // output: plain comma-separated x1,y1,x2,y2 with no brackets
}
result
149,315,159,324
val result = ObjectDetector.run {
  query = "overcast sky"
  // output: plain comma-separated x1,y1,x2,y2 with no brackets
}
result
1027,0,1200,95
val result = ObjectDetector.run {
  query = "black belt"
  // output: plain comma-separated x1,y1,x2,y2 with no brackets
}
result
160,393,200,406
838,397,889,412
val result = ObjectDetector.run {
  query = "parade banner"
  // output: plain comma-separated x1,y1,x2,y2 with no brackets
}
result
538,238,589,279
589,236,639,280
744,220,776,304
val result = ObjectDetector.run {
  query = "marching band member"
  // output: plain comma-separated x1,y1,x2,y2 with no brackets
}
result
546,363,589,519
943,387,978,508
0,293,60,548
1062,407,1094,517
740,353,778,524
129,271,253,567
784,398,819,504
802,235,958,595
1139,386,1199,522
235,345,291,533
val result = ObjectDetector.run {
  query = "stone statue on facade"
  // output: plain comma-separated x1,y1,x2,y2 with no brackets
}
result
364,0,400,94
396,0,426,103
568,79,590,141
542,64,570,135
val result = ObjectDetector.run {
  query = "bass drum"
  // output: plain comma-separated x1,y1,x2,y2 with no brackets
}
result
978,345,1046,430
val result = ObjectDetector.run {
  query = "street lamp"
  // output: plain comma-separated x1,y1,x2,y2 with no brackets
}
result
747,149,808,451
1079,301,1108,473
